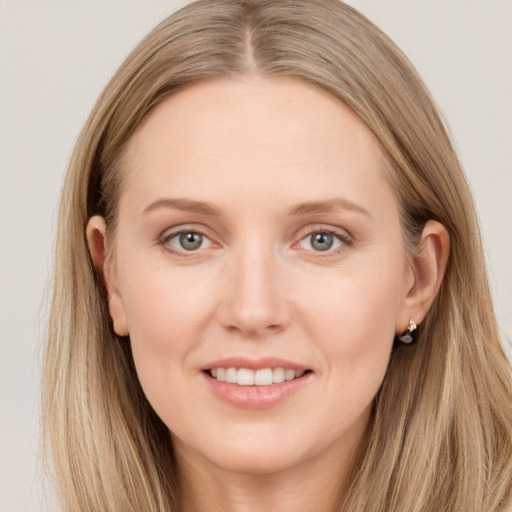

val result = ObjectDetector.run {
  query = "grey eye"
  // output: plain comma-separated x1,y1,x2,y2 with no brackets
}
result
310,232,334,251
179,232,204,251
297,230,344,252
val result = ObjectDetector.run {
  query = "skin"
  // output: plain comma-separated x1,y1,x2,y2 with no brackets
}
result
88,76,449,512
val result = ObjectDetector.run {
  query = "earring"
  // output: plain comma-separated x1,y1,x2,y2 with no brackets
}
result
397,318,417,344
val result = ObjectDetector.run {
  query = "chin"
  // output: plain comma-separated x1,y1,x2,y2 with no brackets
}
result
208,445,304,476
175,427,314,476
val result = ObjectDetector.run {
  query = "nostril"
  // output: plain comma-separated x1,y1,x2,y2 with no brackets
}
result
215,282,292,336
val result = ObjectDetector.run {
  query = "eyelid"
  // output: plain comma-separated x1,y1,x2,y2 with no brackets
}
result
158,225,219,255
293,225,354,253
157,223,353,256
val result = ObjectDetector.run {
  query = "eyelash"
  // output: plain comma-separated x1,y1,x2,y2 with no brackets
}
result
159,227,214,256
295,227,353,256
158,226,353,257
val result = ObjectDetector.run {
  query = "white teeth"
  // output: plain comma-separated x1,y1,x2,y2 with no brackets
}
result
254,368,273,386
285,369,296,381
272,367,285,383
226,367,237,384
209,367,307,386
237,368,255,386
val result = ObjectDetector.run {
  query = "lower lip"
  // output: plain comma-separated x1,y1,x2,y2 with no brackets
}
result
202,372,311,409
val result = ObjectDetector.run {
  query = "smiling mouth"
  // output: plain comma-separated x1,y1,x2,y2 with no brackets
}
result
206,367,311,386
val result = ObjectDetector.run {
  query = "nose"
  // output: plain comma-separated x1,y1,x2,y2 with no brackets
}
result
216,241,292,337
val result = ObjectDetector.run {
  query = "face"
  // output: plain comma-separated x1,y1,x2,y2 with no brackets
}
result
102,77,415,478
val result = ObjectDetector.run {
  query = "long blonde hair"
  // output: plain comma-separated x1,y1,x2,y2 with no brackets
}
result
43,1,512,510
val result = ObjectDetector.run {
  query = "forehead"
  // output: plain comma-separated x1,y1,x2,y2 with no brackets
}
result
120,76,394,217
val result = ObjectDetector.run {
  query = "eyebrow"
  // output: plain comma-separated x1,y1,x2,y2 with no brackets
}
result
288,198,371,217
142,198,220,216
142,196,371,218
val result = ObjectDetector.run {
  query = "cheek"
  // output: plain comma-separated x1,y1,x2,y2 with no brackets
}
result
297,250,405,389
121,260,215,340
300,252,405,342
116,262,218,400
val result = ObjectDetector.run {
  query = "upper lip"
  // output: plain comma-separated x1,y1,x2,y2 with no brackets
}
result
201,357,310,372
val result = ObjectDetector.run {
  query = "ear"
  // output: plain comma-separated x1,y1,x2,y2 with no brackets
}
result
397,220,450,332
86,215,129,336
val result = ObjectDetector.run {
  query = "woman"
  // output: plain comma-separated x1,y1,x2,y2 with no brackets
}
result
42,0,512,510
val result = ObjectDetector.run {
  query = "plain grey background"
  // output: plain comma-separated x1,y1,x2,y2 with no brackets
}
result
1,1,511,510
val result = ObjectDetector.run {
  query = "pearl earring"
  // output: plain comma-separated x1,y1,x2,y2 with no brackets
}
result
398,318,418,344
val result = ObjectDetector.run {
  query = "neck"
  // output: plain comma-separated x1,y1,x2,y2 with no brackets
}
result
174,427,367,512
